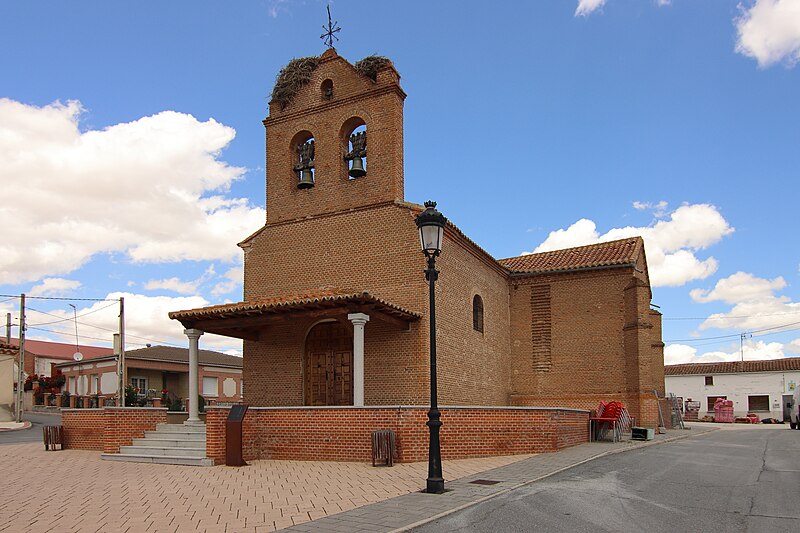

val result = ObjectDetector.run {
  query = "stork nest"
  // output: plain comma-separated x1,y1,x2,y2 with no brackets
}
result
270,56,321,108
354,56,392,81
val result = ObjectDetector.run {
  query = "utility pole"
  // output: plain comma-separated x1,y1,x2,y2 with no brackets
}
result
5,312,10,344
16,294,26,423
118,297,125,406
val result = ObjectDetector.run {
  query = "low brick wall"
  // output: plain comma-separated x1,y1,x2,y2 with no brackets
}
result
62,407,168,453
62,409,105,451
206,406,589,465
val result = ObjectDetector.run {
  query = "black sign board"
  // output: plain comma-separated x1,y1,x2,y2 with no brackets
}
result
228,404,248,422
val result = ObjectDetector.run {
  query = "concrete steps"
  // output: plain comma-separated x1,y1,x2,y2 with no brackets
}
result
101,422,213,466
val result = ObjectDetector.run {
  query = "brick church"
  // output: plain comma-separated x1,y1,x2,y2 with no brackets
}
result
170,48,665,427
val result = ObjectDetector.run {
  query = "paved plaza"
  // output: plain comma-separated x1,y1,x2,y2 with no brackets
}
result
0,442,530,533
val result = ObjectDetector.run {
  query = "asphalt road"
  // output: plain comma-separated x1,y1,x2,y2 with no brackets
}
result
414,426,800,533
0,412,61,444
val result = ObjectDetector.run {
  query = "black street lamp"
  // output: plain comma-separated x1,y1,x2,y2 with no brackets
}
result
415,200,447,494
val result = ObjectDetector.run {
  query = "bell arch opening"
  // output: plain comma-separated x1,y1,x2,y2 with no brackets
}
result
340,117,367,180
291,130,315,189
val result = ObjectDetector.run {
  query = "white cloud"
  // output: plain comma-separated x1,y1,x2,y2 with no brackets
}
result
665,339,794,364
735,0,800,67
23,292,242,354
632,200,669,218
28,278,82,297
689,272,800,332
144,266,216,296
0,99,265,284
524,203,733,287
211,267,244,298
788,339,800,353
575,0,606,17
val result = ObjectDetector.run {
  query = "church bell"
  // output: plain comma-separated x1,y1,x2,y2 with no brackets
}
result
348,157,366,178
297,169,314,189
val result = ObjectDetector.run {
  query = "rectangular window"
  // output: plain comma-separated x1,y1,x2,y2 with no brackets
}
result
705,376,713,386
748,395,770,412
130,377,147,394
202,376,219,397
707,395,727,411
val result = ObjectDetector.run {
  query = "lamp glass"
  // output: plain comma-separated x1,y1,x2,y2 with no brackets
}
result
419,224,443,254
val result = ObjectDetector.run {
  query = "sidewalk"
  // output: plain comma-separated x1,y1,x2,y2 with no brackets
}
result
281,424,717,533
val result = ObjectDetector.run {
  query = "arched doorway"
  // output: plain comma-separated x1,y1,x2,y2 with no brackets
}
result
305,321,353,406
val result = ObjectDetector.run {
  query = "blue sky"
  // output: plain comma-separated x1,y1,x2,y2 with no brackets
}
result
1,0,799,362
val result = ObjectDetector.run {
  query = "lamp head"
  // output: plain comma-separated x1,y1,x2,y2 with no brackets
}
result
415,201,447,257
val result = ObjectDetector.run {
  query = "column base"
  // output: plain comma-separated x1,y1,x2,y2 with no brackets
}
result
184,418,204,426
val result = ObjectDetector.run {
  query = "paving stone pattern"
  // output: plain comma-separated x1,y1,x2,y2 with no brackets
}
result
0,443,529,533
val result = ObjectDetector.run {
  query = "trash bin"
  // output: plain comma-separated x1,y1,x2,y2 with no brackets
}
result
226,405,248,466
43,425,64,451
371,429,396,466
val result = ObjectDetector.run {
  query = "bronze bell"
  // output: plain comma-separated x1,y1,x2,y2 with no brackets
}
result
297,169,314,189
348,157,366,178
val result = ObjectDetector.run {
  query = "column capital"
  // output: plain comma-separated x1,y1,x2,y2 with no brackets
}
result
184,328,204,339
347,313,370,325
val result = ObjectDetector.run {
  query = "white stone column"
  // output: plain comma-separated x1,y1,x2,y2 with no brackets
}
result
184,328,204,425
347,313,369,407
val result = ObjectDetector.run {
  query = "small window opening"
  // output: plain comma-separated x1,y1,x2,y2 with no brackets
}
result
705,376,713,386
294,136,315,189
473,295,484,333
345,124,366,179
321,79,333,100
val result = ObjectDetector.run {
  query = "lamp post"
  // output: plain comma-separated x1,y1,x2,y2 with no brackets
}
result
415,200,447,494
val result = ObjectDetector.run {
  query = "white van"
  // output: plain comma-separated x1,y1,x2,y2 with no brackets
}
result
789,388,800,429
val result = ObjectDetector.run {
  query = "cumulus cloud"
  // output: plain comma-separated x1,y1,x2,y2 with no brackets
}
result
689,272,800,332
736,0,800,67
524,203,733,287
665,339,794,365
632,200,669,218
575,0,606,17
211,267,244,298
0,99,265,284
23,292,242,354
28,278,82,297
144,266,216,295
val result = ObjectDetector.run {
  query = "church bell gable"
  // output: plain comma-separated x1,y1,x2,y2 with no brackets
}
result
263,49,406,224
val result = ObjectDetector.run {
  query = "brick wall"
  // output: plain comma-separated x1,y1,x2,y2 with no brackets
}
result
206,406,589,465
62,409,105,450
62,407,167,453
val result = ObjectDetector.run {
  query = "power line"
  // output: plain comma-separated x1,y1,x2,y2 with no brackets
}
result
26,301,119,326
665,321,800,344
664,310,800,321
0,294,117,301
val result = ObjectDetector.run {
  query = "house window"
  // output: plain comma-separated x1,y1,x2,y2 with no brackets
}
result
203,376,219,397
705,376,713,386
748,395,770,412
130,377,147,395
707,395,727,412
472,295,484,333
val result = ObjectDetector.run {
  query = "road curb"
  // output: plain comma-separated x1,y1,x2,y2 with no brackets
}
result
391,427,719,532
0,421,32,432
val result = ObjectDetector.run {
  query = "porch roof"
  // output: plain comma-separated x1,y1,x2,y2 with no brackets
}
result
168,289,421,340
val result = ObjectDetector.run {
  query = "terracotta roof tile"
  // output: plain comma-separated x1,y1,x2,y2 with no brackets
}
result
54,345,242,368
498,237,643,274
665,358,800,375
168,289,420,322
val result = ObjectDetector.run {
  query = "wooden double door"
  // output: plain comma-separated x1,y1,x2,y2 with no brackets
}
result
305,321,353,406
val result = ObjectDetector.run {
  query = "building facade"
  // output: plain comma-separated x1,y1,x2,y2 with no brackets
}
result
665,358,800,421
169,49,665,426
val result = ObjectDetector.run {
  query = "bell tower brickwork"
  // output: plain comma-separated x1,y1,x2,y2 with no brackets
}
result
263,48,406,225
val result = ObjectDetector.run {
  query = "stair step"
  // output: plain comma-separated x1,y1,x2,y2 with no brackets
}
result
120,445,207,457
101,453,214,467
144,430,205,440
156,423,206,433
132,437,206,447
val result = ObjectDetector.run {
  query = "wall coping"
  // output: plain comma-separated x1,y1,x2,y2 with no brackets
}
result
206,405,590,414
103,407,169,411
61,408,104,412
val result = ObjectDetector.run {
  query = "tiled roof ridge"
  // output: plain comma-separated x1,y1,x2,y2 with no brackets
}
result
665,357,800,375
168,288,421,320
497,236,643,263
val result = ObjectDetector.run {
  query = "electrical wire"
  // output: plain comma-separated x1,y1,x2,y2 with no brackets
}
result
664,310,800,321
0,294,118,301
26,302,119,326
665,321,800,343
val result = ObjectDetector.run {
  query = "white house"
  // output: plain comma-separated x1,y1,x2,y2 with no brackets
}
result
665,358,800,421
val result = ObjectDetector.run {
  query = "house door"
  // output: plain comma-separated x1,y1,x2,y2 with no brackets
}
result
305,321,353,406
